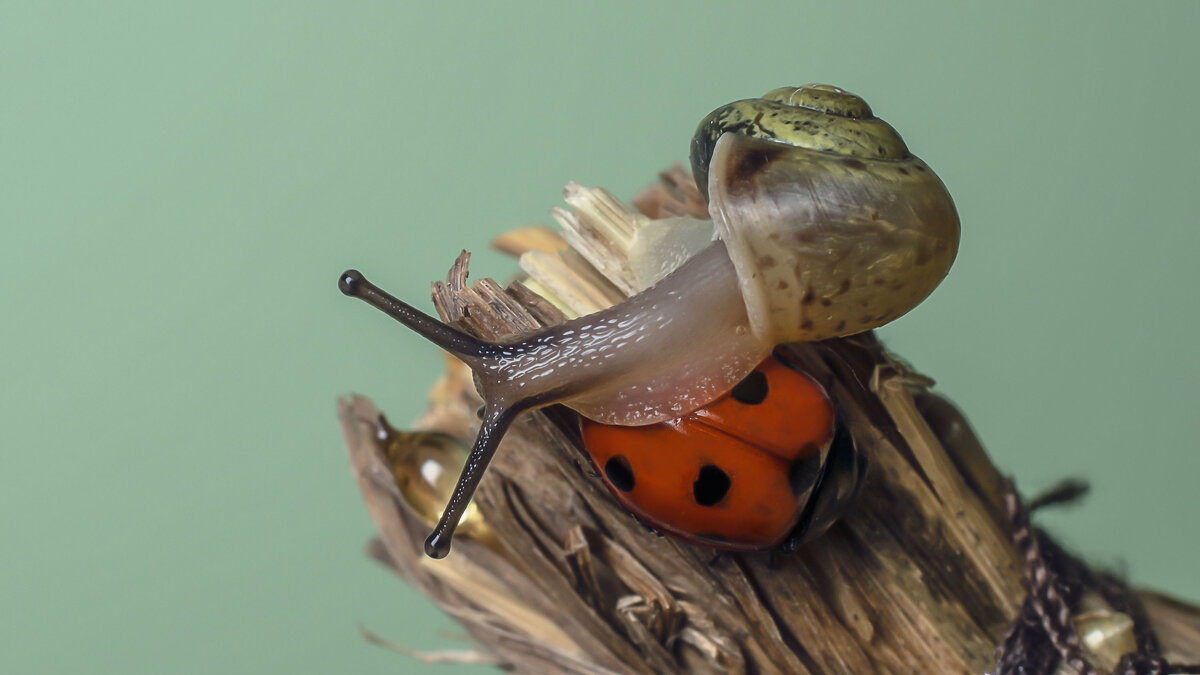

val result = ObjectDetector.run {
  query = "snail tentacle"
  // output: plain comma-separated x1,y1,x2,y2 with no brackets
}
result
423,402,521,558
339,270,497,362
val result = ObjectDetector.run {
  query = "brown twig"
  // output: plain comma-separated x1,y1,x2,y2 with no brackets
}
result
338,170,1200,673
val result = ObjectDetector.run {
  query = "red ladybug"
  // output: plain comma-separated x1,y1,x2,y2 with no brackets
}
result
579,348,865,551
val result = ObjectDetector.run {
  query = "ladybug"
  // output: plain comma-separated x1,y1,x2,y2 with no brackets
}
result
579,348,865,551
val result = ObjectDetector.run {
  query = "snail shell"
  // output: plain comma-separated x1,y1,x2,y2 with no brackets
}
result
694,85,959,344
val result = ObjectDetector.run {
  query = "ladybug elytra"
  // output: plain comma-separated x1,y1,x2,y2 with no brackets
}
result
580,348,865,551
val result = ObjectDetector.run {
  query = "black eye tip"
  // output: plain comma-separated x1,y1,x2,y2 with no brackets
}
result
424,532,450,559
339,269,364,296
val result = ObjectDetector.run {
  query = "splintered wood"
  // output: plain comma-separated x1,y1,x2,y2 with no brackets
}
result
338,167,1200,674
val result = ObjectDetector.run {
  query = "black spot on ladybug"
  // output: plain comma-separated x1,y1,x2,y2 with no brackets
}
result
841,157,867,171
730,370,768,405
605,455,635,492
693,465,731,506
788,445,823,496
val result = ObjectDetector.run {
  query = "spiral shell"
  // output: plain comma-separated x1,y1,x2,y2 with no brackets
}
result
692,84,960,343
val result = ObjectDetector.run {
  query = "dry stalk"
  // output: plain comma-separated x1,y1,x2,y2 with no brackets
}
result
338,166,1200,674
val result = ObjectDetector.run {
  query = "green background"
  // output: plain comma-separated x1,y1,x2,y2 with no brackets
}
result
3,2,1197,673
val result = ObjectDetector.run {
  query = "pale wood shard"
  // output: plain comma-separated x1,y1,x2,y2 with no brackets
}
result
1143,592,1200,664
491,225,569,258
518,248,624,319
554,182,641,293
339,171,1200,674
516,181,653,316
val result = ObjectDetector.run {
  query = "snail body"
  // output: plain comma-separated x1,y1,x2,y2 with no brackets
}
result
340,84,959,558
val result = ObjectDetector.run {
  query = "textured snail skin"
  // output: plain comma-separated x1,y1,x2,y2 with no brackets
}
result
515,242,764,426
340,84,960,557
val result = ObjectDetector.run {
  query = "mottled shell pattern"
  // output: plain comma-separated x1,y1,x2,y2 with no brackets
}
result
691,85,960,344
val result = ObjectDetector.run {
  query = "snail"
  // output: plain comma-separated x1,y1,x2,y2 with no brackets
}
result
340,84,960,558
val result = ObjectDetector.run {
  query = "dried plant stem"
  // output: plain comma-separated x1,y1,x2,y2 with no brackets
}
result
338,167,1200,673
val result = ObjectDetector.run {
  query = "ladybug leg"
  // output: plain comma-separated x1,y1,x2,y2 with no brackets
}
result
707,552,725,567
569,458,601,478
632,516,664,539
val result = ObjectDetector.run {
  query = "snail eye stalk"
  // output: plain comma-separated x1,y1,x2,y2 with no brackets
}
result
339,269,523,558
422,403,521,558
338,270,493,360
